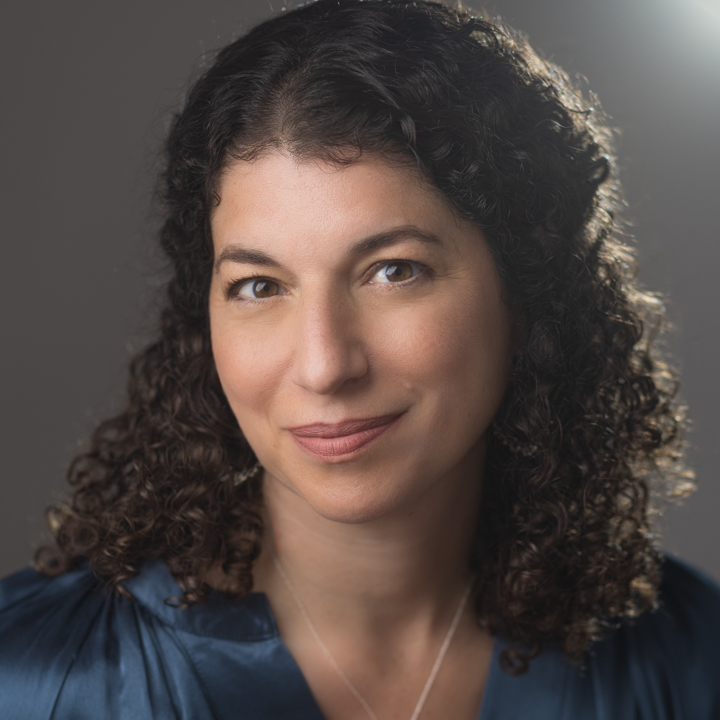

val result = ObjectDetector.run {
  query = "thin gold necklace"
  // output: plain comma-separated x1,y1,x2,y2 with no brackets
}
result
272,555,474,720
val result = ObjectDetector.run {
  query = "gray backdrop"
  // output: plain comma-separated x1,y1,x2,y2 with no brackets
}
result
1,0,718,580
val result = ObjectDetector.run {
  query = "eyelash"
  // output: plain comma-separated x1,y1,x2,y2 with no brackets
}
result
224,260,432,304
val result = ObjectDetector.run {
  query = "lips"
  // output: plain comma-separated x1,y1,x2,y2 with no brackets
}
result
287,413,402,458
288,414,400,437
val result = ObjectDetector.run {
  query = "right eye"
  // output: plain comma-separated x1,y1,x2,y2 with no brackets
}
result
231,277,284,301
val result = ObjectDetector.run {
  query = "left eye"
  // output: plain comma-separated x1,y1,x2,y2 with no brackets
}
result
370,261,420,284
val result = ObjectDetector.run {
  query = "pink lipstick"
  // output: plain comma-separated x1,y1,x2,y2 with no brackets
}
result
287,414,402,459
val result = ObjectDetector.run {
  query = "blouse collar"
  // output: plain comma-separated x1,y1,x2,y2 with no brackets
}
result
123,558,278,642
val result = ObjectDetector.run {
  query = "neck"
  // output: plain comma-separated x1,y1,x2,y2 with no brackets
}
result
252,444,484,636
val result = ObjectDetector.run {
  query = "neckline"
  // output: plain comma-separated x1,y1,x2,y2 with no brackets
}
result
123,559,505,719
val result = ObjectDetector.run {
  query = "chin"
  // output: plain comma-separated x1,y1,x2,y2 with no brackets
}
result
309,500,397,525
294,470,420,525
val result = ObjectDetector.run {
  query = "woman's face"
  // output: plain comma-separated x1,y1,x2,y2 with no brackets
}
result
209,151,515,523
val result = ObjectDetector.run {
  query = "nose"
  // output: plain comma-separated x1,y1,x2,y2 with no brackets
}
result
290,290,369,395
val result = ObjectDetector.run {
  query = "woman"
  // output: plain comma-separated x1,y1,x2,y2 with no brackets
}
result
1,0,718,718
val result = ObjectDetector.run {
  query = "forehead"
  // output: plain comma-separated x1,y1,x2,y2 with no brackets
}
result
210,151,466,259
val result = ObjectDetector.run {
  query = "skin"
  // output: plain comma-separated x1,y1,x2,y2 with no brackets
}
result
209,150,515,720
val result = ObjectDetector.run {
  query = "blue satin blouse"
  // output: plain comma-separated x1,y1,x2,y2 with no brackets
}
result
0,555,718,719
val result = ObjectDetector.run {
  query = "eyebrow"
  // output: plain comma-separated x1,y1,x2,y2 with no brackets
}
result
213,225,443,273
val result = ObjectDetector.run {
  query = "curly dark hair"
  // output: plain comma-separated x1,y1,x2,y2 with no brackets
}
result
39,0,693,673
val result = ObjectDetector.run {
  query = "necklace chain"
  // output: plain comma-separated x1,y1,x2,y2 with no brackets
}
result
272,555,474,720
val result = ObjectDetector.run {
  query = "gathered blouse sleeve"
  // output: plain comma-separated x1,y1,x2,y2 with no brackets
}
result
0,564,218,720
480,556,720,720
588,556,720,719
0,561,323,720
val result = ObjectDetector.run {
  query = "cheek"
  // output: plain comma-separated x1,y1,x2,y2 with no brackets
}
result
210,315,288,424
392,285,513,429
397,287,511,378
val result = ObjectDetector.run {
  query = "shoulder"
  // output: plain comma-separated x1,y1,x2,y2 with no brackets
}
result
0,564,104,719
0,562,199,720
656,553,720,623
0,562,106,645
0,561,102,610
639,554,720,663
589,555,720,719
0,560,283,720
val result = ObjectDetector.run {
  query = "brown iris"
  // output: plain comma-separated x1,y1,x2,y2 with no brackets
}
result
384,262,413,282
251,279,280,298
